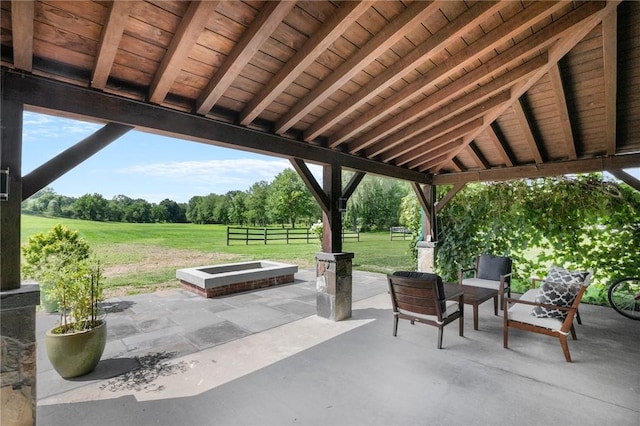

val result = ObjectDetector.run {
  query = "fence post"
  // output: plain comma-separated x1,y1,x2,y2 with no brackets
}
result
264,228,267,244
245,228,248,245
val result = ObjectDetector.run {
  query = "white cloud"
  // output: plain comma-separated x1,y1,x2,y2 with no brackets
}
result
117,158,318,186
23,111,101,141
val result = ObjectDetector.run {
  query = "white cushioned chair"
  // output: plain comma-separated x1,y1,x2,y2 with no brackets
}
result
459,254,512,310
503,267,593,362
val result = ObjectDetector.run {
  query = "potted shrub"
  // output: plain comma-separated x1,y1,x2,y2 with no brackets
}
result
22,224,91,313
23,224,107,378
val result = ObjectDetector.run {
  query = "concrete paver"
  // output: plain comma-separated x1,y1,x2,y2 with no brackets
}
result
36,270,640,425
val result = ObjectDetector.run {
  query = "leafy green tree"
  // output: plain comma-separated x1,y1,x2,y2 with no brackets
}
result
267,168,315,228
227,191,248,225
158,198,186,222
246,181,270,226
71,193,108,221
123,199,153,223
345,176,409,231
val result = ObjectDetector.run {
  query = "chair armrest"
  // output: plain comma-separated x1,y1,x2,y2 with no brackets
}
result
530,276,543,289
458,267,476,283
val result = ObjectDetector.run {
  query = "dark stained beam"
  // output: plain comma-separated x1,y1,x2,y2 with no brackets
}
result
485,124,514,167
240,1,372,126
196,1,294,115
11,0,34,71
91,1,132,90
149,1,219,104
0,99,23,291
432,153,640,185
22,123,133,200
435,182,465,214
275,1,440,135
290,158,329,213
513,99,544,164
548,64,577,160
411,183,435,241
342,171,365,201
608,169,640,192
2,69,430,185
322,164,343,253
466,142,490,170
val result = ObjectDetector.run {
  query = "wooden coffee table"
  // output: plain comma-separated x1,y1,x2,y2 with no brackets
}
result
449,285,498,330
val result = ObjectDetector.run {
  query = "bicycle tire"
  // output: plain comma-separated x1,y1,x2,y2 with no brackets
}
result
608,277,640,320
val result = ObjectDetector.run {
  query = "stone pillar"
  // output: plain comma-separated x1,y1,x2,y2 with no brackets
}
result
315,252,353,321
1,284,40,426
417,241,438,273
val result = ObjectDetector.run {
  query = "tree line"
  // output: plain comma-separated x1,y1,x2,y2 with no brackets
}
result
22,169,412,230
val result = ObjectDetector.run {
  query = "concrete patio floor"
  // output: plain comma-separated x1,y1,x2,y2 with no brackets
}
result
37,270,639,425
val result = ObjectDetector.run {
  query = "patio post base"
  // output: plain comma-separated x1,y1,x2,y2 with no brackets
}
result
315,252,354,321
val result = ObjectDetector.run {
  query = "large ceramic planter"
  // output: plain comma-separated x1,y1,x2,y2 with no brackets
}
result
45,320,107,378
40,284,59,313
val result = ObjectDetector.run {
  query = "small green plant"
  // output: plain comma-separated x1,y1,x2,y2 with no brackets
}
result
22,224,104,333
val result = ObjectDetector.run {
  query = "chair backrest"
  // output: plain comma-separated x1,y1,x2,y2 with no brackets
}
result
387,272,447,317
476,254,512,282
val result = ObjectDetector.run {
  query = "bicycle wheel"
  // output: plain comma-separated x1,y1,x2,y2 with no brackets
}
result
608,277,640,320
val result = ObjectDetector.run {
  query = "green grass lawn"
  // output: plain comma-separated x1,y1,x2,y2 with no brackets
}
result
21,215,415,296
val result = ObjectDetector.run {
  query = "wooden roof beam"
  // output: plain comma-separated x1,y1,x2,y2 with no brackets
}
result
239,1,373,126
513,98,544,164
91,1,132,90
407,131,475,169
432,152,640,185
548,64,577,160
466,142,490,170
274,1,440,135
362,54,545,159
196,1,295,115
409,139,465,171
485,124,514,167
380,92,509,163
333,1,565,149
11,0,34,71
432,0,618,173
603,10,618,155
149,1,219,104
304,0,503,142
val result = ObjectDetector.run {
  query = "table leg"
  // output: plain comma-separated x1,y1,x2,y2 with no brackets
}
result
473,303,479,330
493,295,498,316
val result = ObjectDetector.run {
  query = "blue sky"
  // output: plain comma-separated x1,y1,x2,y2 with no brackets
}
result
23,111,322,203
23,111,639,204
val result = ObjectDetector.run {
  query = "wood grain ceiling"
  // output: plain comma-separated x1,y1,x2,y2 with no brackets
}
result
1,1,639,187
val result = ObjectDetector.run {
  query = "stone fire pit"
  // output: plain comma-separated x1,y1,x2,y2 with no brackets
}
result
176,260,298,298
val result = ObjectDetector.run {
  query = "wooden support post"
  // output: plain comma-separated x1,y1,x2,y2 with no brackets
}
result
0,99,23,291
322,163,342,253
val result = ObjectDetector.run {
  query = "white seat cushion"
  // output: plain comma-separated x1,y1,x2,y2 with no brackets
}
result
398,301,460,324
507,289,565,333
462,277,500,291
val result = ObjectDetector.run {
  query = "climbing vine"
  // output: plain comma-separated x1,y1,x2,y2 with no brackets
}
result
401,174,640,305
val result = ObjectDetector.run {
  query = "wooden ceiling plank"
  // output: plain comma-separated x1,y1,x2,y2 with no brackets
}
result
274,1,441,134
376,92,509,163
196,1,295,115
332,1,565,149
239,1,373,126
513,98,544,164
548,63,577,160
11,0,34,71
91,1,132,89
485,124,514,167
417,152,452,172
404,120,481,169
361,55,545,158
407,139,465,170
304,0,503,142
149,1,220,104
603,10,617,156
432,0,617,174
432,152,640,185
